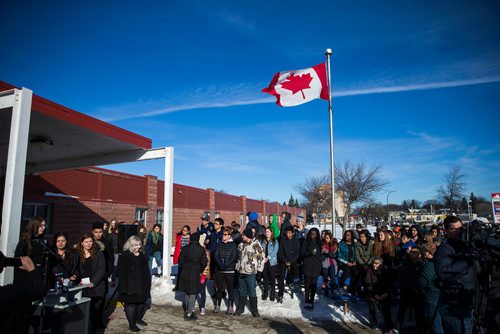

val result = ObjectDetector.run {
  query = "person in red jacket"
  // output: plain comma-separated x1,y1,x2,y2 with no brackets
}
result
173,225,191,291
173,225,191,264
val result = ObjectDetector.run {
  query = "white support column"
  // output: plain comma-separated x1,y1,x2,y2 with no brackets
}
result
0,88,33,285
162,147,174,280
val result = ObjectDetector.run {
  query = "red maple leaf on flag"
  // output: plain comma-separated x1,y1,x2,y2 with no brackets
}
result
280,72,313,99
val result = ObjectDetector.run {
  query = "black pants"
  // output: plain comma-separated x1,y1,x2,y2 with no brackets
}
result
397,289,425,330
89,296,104,333
262,263,277,297
277,262,298,295
368,297,393,330
215,271,235,305
304,275,319,303
124,302,146,328
339,264,359,292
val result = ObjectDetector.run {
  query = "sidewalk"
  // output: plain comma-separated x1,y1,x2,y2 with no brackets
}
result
105,303,373,334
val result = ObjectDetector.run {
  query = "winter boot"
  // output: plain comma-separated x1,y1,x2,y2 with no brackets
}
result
262,290,268,301
226,301,234,315
277,293,284,304
234,295,247,316
249,297,260,318
269,289,276,302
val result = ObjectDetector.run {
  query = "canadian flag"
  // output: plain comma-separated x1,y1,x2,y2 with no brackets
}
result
262,62,329,107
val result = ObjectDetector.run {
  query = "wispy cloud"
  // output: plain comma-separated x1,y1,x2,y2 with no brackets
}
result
96,74,500,122
333,76,500,97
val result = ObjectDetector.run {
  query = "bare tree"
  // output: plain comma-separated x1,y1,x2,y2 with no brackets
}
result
437,167,467,212
335,161,388,231
295,175,332,218
296,161,387,232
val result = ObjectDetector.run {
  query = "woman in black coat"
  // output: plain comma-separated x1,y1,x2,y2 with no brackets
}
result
118,236,151,332
178,233,208,320
77,233,106,334
51,232,79,286
14,217,48,287
301,227,323,310
214,226,238,314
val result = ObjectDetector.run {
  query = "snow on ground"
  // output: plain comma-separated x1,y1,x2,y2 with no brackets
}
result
151,224,377,324
151,275,369,324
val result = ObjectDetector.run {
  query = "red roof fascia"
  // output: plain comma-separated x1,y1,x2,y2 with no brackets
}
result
0,81,152,149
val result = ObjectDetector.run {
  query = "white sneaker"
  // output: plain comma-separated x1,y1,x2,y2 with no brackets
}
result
200,307,206,315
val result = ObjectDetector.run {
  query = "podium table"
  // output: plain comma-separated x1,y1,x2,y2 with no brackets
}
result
30,285,91,334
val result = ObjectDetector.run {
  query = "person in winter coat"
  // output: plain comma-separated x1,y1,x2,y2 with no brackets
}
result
178,232,208,321
321,231,338,297
145,224,163,275
50,232,79,285
118,236,151,332
364,257,395,332
14,217,48,287
91,222,115,280
355,230,374,284
301,228,323,309
397,232,417,263
396,246,425,332
246,211,264,238
234,228,265,317
279,211,293,238
337,230,359,294
277,226,300,303
267,214,281,239
173,225,191,265
214,226,238,314
409,224,424,246
77,233,107,334
434,216,477,334
173,225,191,292
416,242,443,334
372,230,396,272
260,227,279,301
196,234,211,316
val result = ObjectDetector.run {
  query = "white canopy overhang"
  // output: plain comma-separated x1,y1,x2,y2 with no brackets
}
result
0,81,173,285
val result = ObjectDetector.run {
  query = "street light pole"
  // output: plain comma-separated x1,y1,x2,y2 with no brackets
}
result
386,190,396,223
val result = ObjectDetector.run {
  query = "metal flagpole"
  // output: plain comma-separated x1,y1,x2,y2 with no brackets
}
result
325,48,336,239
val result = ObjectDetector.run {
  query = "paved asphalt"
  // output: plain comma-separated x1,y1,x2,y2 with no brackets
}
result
104,303,375,334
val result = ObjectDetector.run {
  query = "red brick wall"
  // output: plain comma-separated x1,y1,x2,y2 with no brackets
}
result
20,167,305,246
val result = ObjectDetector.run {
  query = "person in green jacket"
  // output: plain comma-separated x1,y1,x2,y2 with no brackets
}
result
267,214,280,239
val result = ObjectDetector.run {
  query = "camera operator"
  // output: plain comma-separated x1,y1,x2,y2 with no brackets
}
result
434,216,477,334
0,256,48,334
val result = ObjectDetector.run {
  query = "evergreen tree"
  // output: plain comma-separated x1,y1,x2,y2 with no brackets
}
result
288,194,295,207
401,200,408,211
294,198,300,207
469,192,476,213
459,197,468,213
283,201,286,206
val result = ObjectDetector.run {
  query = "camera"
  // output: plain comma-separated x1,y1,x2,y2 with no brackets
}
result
0,251,22,273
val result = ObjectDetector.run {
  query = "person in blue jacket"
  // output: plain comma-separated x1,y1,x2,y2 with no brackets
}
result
260,227,279,301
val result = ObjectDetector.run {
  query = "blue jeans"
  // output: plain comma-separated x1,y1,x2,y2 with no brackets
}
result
238,274,257,298
424,300,444,334
321,266,336,288
148,251,163,274
197,279,207,309
439,304,473,334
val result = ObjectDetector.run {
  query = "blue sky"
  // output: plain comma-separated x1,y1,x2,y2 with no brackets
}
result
1,0,499,206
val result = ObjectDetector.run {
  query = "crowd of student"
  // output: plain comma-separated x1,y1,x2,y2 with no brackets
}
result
8,212,485,334
174,211,462,334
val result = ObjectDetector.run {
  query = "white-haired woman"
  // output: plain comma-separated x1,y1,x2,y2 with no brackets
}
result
118,236,151,332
